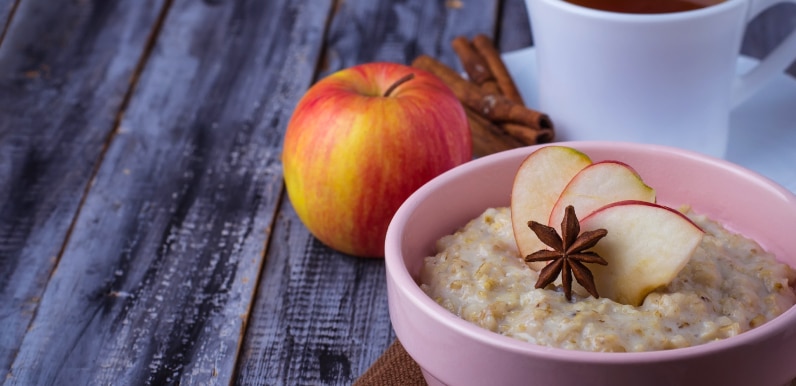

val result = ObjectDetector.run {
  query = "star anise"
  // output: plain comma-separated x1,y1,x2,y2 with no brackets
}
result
525,205,608,301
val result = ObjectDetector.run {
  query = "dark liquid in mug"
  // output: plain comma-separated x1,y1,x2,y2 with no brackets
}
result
564,0,725,13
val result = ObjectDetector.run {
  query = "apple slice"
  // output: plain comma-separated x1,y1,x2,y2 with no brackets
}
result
580,200,704,306
511,146,592,269
548,161,656,228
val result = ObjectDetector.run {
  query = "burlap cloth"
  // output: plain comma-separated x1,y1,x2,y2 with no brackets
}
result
355,340,796,385
354,340,427,386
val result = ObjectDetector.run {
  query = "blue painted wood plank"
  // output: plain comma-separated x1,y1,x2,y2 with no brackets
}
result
0,0,165,380
4,0,332,384
234,1,502,384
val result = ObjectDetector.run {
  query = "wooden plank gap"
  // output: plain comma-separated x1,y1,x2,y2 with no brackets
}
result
310,0,346,81
109,0,176,142
230,182,286,384
484,0,503,42
0,0,21,48
41,0,177,289
492,0,508,48
1,0,177,376
0,0,174,379
230,5,341,373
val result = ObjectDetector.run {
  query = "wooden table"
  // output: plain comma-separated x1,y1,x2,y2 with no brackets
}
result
1,0,794,384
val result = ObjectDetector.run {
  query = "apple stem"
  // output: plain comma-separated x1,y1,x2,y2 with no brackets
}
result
383,73,415,97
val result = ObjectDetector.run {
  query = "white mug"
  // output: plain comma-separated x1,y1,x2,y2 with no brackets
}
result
526,0,796,158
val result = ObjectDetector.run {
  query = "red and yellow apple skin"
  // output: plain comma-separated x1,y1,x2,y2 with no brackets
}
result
282,62,471,257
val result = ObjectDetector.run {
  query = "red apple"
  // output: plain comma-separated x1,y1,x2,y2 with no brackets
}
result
511,145,592,269
580,200,704,305
548,160,656,227
282,62,471,257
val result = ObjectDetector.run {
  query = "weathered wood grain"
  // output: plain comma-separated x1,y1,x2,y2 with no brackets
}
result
318,0,501,78
234,1,502,384
498,0,533,52
0,0,17,43
236,204,395,385
0,0,165,380
0,2,11,43
4,0,330,384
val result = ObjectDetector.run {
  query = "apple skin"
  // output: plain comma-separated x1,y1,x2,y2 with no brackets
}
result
548,160,656,227
580,200,704,305
511,145,592,269
282,62,471,257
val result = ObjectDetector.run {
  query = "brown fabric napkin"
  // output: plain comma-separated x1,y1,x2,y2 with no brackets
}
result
354,340,427,386
355,340,796,385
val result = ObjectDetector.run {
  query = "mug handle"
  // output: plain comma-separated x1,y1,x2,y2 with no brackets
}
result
732,0,796,106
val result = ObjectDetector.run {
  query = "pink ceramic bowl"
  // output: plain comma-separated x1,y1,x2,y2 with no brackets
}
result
384,142,796,386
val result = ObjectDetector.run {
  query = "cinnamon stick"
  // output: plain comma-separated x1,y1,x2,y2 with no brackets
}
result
452,36,555,149
472,34,526,105
466,108,526,157
504,122,555,145
412,55,550,133
451,36,501,96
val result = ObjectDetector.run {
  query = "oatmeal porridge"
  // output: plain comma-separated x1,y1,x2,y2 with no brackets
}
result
419,207,796,352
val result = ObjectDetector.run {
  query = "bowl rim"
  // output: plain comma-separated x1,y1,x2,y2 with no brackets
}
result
385,141,796,363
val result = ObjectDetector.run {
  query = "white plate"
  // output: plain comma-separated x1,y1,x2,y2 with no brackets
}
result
503,47,796,194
